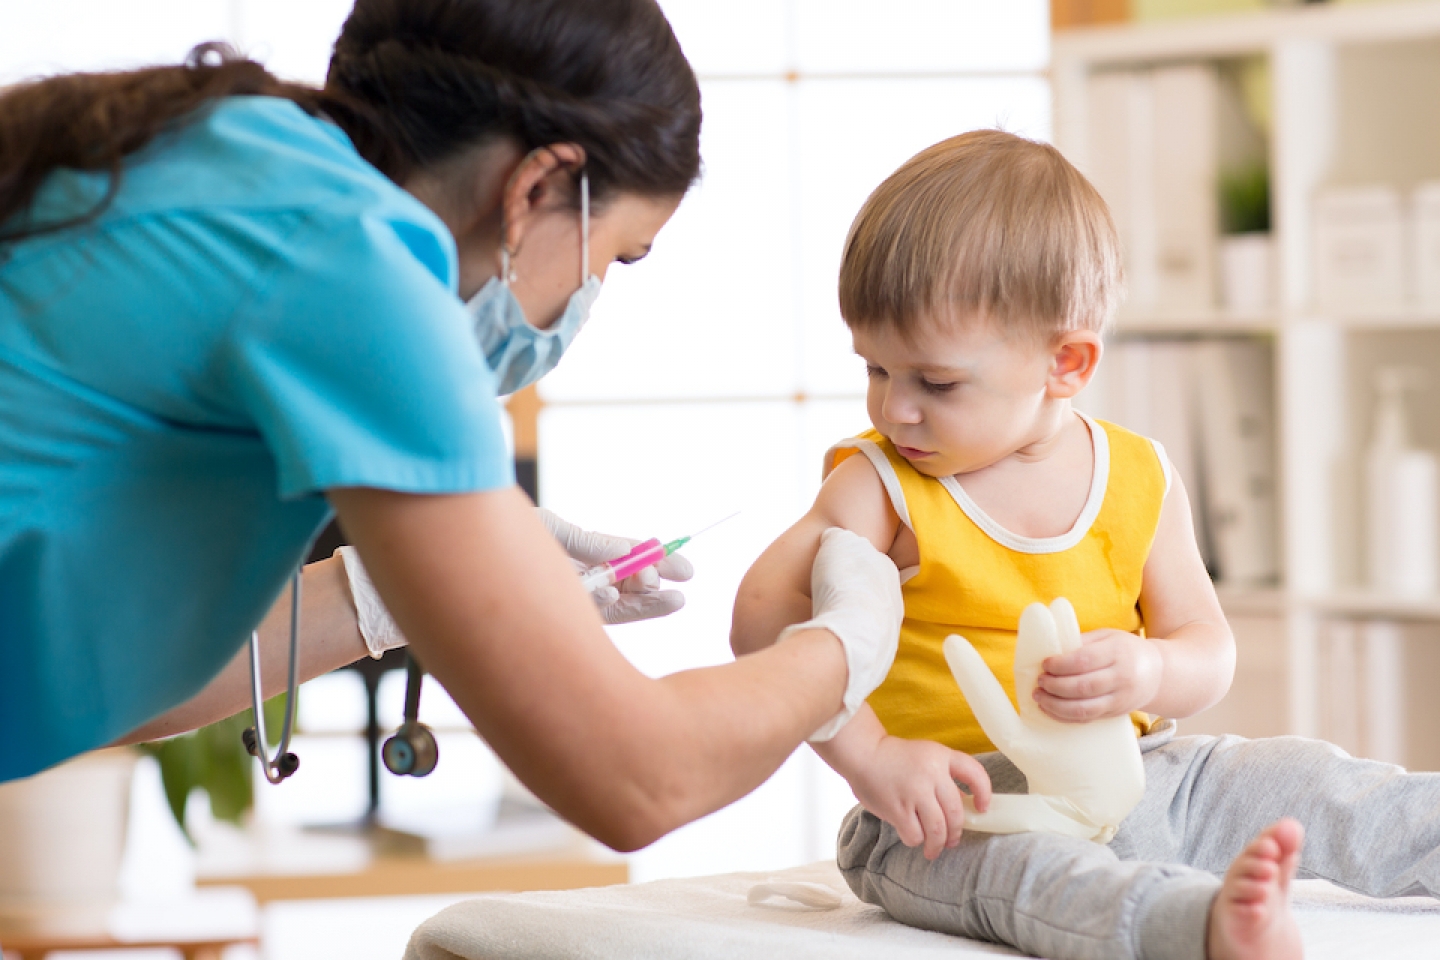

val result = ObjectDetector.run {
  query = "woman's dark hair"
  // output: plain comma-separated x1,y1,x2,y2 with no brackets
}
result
0,0,701,243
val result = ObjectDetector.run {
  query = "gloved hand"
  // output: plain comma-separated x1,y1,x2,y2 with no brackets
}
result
777,527,904,742
335,545,408,659
943,598,1146,843
538,508,694,626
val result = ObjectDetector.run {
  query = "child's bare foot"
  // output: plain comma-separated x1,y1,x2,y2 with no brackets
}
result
1207,818,1305,960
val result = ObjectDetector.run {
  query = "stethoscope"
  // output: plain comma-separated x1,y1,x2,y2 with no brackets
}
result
244,568,439,783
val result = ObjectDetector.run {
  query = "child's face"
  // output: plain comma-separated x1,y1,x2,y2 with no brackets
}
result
853,318,1065,478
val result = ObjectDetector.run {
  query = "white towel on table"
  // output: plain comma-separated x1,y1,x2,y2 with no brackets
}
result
404,859,1440,960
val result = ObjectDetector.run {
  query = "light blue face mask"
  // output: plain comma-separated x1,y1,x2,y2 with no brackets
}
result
467,171,602,396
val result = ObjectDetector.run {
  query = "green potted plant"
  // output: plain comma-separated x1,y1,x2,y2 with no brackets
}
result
1217,161,1273,313
141,697,287,836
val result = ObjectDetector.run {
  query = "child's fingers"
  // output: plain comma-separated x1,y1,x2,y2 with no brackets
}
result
917,799,948,860
948,751,992,812
936,779,968,849
1034,687,1115,723
891,805,925,850
1041,643,1109,677
1036,665,1117,701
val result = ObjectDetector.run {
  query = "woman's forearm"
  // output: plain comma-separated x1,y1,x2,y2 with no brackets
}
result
331,484,851,853
607,626,848,847
111,556,368,745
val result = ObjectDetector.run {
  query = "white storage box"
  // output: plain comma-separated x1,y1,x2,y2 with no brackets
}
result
1411,182,1440,314
1313,186,1406,312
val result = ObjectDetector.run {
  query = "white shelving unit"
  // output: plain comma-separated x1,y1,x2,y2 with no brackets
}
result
1054,1,1440,768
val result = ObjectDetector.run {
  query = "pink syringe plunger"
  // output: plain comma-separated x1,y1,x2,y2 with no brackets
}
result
579,538,666,593
576,513,738,595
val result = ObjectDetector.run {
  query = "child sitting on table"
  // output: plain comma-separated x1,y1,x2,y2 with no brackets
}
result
730,129,1440,960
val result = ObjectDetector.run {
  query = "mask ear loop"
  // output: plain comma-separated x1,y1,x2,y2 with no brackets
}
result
500,156,586,288
579,170,590,287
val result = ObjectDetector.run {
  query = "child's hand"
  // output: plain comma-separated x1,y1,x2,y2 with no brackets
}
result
1034,628,1162,722
848,736,992,860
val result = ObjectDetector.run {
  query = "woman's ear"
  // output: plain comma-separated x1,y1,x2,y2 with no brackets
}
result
1046,330,1103,400
499,142,587,257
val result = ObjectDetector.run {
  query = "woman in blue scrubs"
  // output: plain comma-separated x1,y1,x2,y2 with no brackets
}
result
0,0,903,849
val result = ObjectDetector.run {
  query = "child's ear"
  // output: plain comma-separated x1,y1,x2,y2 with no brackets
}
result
1046,330,1103,399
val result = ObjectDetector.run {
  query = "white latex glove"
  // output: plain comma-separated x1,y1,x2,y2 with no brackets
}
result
942,598,1146,843
335,545,408,659
778,527,904,743
538,507,694,626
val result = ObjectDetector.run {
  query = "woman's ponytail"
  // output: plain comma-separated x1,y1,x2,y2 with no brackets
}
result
0,44,323,242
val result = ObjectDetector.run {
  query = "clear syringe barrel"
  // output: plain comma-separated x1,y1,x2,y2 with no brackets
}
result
579,538,666,593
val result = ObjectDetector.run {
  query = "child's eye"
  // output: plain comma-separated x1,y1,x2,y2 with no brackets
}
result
864,364,888,379
919,378,958,395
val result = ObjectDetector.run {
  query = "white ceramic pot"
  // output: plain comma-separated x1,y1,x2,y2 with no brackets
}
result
0,747,138,936
1219,232,1274,314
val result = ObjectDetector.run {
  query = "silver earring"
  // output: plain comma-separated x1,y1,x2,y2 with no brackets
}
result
500,246,518,285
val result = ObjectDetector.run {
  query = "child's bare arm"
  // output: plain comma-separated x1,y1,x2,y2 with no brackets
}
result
731,455,991,857
1036,470,1236,721
731,454,901,657
818,705,991,859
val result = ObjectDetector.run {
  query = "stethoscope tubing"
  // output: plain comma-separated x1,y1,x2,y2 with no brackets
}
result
247,568,302,784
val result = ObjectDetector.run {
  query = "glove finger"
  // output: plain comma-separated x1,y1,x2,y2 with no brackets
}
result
601,590,686,625
539,509,638,564
537,507,574,543
571,530,637,566
655,553,694,582
589,584,620,607
617,567,661,593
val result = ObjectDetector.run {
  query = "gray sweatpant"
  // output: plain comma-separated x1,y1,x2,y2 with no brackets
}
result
837,720,1440,960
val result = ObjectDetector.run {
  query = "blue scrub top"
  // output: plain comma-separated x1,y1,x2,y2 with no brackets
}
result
0,96,513,782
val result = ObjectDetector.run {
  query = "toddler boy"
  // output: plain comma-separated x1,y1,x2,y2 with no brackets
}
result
732,130,1440,960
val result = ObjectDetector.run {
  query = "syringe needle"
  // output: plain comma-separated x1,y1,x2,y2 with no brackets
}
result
687,510,741,540
664,511,741,554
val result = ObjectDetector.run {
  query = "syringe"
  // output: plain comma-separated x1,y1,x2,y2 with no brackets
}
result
578,512,738,594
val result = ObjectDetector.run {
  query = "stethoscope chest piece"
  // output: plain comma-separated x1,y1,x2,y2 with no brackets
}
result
383,653,439,777
382,723,438,777
246,567,441,787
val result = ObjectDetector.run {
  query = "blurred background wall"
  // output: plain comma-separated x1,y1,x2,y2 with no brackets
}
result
7,1,1440,957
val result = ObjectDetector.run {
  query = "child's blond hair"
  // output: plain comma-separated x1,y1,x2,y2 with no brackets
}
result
839,129,1122,341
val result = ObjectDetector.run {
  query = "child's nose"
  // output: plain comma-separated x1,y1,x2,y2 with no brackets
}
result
881,384,922,424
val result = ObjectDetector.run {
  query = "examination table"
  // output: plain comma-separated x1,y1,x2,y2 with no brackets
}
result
403,857,1440,959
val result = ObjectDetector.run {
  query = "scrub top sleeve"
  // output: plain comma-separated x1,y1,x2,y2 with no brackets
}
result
225,210,513,499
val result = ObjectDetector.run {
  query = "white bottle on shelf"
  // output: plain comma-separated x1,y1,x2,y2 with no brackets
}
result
1366,367,1438,597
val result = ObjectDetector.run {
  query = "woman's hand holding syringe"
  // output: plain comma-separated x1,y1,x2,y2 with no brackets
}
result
561,510,739,624
541,509,722,625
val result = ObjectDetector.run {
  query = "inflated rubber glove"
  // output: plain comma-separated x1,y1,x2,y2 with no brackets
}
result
335,546,409,659
942,598,1145,843
777,528,904,743
538,508,694,626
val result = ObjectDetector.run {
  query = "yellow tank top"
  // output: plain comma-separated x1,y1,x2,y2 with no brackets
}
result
826,416,1167,755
